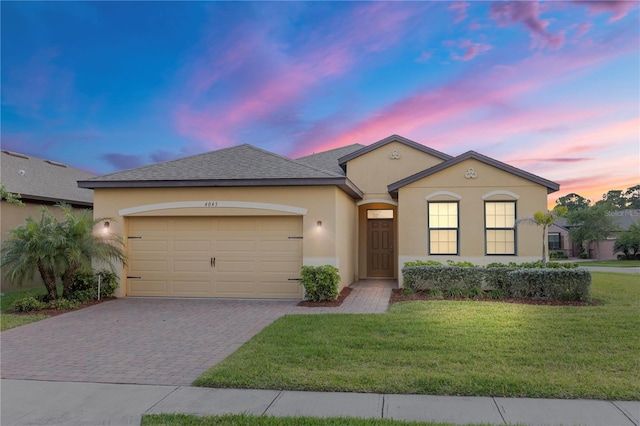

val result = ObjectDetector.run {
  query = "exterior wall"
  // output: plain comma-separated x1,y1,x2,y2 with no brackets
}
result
548,224,573,258
1,201,92,290
345,141,444,202
396,158,548,285
92,185,356,296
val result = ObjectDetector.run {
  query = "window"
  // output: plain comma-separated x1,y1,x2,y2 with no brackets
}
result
485,201,516,255
548,233,561,250
428,202,458,254
367,209,394,219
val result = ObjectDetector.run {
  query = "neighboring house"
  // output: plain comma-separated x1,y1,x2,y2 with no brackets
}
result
551,210,640,259
79,134,559,299
1,150,95,290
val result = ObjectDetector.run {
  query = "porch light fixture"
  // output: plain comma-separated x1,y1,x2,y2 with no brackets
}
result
316,220,322,228
103,221,110,234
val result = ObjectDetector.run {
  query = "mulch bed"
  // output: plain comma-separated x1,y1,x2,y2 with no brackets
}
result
390,288,596,306
12,297,116,317
297,287,352,307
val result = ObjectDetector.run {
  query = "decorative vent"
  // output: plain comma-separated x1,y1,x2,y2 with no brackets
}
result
2,151,29,159
44,160,67,168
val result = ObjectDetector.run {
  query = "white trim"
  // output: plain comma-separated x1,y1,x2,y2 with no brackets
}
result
119,201,307,216
482,190,520,200
425,191,462,200
357,199,398,207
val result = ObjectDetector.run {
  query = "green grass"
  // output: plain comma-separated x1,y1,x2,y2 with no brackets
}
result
195,272,640,400
579,260,640,267
141,413,492,426
0,286,50,331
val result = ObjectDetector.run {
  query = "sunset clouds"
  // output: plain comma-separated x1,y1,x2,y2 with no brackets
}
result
2,1,638,204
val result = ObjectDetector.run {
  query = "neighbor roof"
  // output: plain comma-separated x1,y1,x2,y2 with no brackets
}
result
337,134,452,171
388,150,560,197
1,150,94,206
78,144,364,199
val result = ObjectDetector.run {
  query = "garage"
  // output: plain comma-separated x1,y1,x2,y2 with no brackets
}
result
126,216,303,299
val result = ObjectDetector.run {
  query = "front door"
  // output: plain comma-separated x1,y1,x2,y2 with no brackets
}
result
367,219,394,277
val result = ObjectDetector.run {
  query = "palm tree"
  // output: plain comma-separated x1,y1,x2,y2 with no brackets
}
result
518,206,568,268
56,205,126,299
1,205,126,300
1,208,61,300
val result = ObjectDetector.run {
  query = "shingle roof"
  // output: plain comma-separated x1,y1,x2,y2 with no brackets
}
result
78,144,364,198
296,144,364,175
388,150,560,197
337,134,452,171
556,210,640,231
1,150,94,206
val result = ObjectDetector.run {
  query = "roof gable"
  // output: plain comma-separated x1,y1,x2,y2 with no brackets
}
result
337,134,452,171
1,150,94,205
388,150,560,197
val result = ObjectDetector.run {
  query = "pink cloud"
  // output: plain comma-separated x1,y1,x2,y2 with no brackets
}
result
174,2,426,148
415,51,432,63
448,2,470,24
572,1,638,22
489,1,564,49
451,39,493,61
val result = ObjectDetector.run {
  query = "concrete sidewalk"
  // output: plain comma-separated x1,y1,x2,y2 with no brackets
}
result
2,380,638,426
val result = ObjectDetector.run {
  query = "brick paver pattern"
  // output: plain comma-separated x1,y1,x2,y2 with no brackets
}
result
0,280,394,386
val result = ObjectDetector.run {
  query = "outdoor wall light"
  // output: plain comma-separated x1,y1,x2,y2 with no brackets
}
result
103,221,110,234
316,220,322,228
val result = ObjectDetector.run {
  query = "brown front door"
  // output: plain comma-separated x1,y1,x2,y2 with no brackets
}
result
367,219,394,277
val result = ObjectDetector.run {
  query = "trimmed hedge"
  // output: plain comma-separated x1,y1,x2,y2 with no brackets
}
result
300,265,341,302
508,268,591,301
402,262,591,302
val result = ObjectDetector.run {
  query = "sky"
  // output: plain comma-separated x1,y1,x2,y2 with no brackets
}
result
2,1,639,207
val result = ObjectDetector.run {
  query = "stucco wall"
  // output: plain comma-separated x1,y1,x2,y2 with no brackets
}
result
397,158,549,282
345,141,444,201
92,185,357,296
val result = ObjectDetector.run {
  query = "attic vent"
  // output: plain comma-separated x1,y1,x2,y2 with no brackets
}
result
44,160,67,168
2,151,29,159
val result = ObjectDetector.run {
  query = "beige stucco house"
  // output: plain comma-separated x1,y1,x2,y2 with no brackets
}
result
79,135,559,299
1,150,94,290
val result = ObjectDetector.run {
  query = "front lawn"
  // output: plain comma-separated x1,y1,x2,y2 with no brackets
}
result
0,286,50,331
141,414,490,426
579,260,640,267
195,272,640,400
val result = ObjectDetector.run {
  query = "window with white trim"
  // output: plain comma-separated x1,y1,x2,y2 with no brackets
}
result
428,202,458,255
485,201,516,255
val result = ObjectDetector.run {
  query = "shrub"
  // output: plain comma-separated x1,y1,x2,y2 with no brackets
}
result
402,266,484,293
299,265,340,302
12,296,47,312
508,268,591,301
47,298,80,310
403,260,442,267
446,260,476,267
485,288,506,299
426,288,443,298
550,250,568,259
69,269,119,301
483,267,512,292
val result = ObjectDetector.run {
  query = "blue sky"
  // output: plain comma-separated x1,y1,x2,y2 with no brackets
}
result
2,1,639,203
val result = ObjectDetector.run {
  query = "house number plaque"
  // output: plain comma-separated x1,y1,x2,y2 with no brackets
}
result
204,201,219,207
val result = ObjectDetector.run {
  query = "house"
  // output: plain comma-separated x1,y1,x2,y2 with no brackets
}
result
78,135,559,299
550,210,640,259
1,150,95,290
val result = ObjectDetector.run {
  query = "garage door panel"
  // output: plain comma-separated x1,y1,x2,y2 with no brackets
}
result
171,279,211,294
173,240,210,252
131,240,168,252
129,279,167,294
127,216,302,299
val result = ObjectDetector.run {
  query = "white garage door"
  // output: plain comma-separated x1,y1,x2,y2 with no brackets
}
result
126,216,303,299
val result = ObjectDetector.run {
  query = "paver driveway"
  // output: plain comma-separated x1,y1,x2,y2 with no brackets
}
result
1,281,393,386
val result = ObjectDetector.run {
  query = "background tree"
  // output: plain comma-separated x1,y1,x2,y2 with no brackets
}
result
613,221,640,260
623,185,640,209
567,204,619,259
0,184,24,206
1,205,126,300
555,193,590,213
518,206,568,267
596,190,628,210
